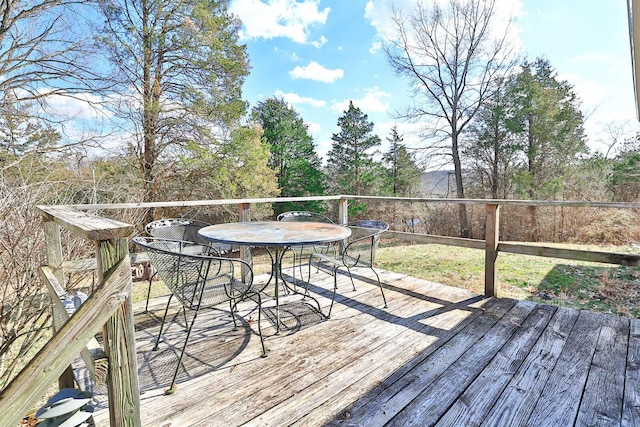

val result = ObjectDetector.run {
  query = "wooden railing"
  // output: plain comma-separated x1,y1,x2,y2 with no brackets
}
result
1,195,639,426
68,195,640,297
0,206,141,427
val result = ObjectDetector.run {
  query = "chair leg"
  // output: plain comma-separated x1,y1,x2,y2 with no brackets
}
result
327,271,338,318
297,254,307,290
305,255,326,299
181,307,189,330
230,292,267,358
253,291,267,358
145,271,158,313
346,267,357,291
290,250,299,292
371,268,388,308
229,300,238,330
154,295,174,351
284,247,299,293
166,307,200,395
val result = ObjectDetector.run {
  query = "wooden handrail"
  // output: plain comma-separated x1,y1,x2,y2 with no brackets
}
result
38,205,133,240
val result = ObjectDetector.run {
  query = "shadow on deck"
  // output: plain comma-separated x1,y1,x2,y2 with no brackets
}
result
88,266,640,426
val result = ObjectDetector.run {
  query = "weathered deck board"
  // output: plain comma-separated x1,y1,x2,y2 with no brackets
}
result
576,314,629,426
478,306,580,426
90,266,637,427
433,303,557,427
623,319,640,426
526,310,605,426
141,271,475,426
326,297,518,427
386,300,540,426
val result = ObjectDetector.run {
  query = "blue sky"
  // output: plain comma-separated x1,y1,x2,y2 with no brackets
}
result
229,0,638,164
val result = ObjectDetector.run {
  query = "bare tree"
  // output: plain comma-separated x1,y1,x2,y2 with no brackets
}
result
0,0,100,98
0,0,112,163
384,0,518,237
0,156,95,388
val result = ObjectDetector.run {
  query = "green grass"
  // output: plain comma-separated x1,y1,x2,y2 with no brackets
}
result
376,242,640,318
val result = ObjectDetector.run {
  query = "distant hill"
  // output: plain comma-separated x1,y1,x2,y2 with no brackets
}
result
421,170,456,197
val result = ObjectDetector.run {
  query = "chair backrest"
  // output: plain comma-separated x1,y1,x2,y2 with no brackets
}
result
145,218,210,244
145,218,235,253
344,220,389,267
132,236,252,309
277,211,334,224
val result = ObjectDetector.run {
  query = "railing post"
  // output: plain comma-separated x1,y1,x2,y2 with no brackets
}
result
337,198,349,252
97,237,141,427
43,219,75,389
239,202,252,279
337,197,348,225
485,203,500,297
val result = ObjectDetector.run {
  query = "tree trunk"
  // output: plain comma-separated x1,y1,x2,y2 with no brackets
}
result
141,2,160,226
452,132,470,238
491,121,499,199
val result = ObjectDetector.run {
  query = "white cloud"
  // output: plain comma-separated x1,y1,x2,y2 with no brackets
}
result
274,90,326,107
274,46,301,62
35,91,114,121
572,53,616,65
306,120,321,134
310,35,328,49
560,73,608,111
330,87,391,114
289,61,344,83
230,0,329,44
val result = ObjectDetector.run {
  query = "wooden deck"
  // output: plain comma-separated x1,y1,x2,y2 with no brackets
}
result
88,265,640,426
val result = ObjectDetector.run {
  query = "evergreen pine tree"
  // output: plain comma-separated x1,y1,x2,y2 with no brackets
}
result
326,101,381,197
252,97,325,214
383,125,422,197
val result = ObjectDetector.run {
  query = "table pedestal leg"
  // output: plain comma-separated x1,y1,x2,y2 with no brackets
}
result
269,246,324,334
274,248,282,334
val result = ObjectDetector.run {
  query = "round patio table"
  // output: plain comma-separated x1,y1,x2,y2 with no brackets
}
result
198,221,351,332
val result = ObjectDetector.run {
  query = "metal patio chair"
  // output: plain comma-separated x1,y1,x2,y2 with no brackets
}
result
277,211,336,284
143,218,232,312
132,236,266,394
308,220,389,317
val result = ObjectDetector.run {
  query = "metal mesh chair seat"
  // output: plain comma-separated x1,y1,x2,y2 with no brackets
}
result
308,220,389,317
276,211,335,283
132,236,266,394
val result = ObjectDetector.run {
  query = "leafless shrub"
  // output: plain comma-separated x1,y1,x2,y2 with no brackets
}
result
0,156,101,388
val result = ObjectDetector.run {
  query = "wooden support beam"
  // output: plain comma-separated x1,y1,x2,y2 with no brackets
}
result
97,238,141,427
42,219,76,389
40,266,108,385
338,198,348,225
485,204,500,297
38,205,133,241
238,202,252,280
498,242,640,266
0,259,131,427
338,198,349,252
384,230,485,250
